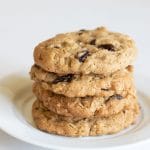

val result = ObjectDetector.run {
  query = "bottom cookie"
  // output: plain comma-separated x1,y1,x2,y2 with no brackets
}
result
32,100,140,137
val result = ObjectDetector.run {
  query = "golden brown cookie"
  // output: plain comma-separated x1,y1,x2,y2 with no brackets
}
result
34,27,137,75
30,65,134,97
32,100,140,137
33,82,137,118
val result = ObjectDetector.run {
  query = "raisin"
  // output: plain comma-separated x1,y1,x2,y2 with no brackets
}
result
90,39,96,45
78,29,87,35
98,44,115,51
52,74,74,84
79,29,87,32
78,32,83,35
106,94,123,102
111,94,123,100
54,46,60,48
101,88,109,91
76,50,90,62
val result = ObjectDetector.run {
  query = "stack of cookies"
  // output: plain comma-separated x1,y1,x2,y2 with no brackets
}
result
30,27,140,137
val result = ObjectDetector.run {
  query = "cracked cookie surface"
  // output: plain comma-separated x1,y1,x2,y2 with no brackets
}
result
34,27,137,75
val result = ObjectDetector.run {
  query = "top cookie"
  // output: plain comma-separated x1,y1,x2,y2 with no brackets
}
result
34,27,137,75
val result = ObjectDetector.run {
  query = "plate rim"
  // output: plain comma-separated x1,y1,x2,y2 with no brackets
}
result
0,75,150,150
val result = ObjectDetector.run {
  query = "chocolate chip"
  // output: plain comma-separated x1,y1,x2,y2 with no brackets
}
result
98,44,115,51
76,50,90,62
90,39,96,45
106,94,123,102
52,74,74,84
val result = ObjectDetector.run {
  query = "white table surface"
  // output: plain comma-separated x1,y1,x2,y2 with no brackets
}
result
0,0,150,149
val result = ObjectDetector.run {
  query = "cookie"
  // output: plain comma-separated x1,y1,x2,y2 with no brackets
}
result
32,100,140,137
34,27,137,75
33,82,137,118
30,65,134,97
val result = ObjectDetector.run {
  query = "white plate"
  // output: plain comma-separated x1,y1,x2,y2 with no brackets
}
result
0,73,150,150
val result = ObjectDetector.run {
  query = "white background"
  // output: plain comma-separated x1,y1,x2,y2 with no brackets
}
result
0,0,150,149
